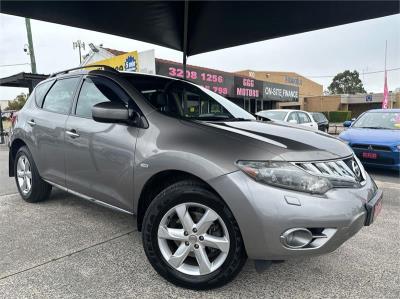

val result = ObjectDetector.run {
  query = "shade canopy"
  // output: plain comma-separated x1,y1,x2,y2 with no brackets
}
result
2,1,398,57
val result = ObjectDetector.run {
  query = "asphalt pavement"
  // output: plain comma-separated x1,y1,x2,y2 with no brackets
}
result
0,146,399,298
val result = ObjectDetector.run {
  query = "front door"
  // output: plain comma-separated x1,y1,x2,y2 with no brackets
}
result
64,75,139,211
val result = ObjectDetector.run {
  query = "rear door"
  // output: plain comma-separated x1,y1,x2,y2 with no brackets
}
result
64,75,139,211
29,76,81,186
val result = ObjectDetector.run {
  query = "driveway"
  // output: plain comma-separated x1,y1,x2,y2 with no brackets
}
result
0,147,399,298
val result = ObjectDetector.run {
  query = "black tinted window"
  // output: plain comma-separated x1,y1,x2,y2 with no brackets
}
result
35,80,54,107
75,77,127,118
42,77,80,114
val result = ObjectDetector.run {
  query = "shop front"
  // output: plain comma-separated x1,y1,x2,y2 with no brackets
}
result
156,59,298,114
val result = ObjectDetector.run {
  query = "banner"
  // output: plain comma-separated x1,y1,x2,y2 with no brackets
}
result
92,51,139,72
382,71,389,109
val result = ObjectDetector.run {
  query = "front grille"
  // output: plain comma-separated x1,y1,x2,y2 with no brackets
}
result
292,156,365,183
351,144,392,152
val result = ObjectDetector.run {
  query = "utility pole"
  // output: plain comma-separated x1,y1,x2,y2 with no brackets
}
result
25,18,37,74
73,40,85,65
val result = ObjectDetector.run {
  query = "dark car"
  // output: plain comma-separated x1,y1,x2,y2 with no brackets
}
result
310,112,329,132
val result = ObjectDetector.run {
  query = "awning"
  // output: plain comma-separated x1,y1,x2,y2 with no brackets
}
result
2,1,398,57
0,72,49,92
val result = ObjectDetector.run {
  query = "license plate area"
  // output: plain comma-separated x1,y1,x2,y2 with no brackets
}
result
365,190,383,226
362,152,378,159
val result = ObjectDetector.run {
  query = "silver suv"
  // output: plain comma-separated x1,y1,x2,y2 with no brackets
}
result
9,67,383,289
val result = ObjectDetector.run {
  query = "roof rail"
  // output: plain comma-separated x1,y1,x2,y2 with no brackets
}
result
49,65,119,78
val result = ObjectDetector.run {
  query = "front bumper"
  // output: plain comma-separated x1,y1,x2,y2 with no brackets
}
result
209,170,381,260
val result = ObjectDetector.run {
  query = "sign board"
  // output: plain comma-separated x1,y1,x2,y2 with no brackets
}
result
156,60,235,96
91,51,139,72
263,81,299,101
234,76,263,98
138,50,156,74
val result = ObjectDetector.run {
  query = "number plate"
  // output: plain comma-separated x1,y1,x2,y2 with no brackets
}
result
362,152,378,159
365,190,383,226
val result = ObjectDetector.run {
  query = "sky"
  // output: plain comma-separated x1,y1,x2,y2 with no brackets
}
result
0,12,399,101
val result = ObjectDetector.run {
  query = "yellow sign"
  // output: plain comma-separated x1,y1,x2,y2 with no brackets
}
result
91,51,139,72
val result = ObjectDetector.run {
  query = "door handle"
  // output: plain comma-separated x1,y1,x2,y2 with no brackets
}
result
66,129,80,138
27,119,36,126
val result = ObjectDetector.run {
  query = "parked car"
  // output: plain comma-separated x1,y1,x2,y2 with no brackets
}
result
256,109,319,131
339,109,400,171
310,112,329,132
9,66,382,289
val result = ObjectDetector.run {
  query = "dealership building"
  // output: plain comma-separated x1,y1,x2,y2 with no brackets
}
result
80,45,323,114
1,45,398,116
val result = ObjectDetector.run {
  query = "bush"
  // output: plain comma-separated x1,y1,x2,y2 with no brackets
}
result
323,111,352,123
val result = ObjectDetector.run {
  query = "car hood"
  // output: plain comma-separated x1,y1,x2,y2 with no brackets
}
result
202,120,352,162
339,128,400,145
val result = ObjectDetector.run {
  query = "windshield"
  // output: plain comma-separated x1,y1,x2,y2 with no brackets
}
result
142,80,255,121
352,111,400,130
256,110,288,121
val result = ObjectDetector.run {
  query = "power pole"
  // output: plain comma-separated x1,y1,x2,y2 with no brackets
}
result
25,18,37,74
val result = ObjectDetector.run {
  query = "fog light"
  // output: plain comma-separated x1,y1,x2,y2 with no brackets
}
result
280,228,313,248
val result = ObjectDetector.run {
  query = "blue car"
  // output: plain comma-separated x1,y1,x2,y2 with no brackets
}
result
339,109,400,171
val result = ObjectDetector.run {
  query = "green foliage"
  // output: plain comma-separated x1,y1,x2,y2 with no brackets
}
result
328,70,366,95
323,111,352,123
5,93,28,111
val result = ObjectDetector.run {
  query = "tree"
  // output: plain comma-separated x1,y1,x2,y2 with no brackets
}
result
5,93,28,110
328,70,366,94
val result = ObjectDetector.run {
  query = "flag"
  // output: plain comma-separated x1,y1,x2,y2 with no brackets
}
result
382,70,389,109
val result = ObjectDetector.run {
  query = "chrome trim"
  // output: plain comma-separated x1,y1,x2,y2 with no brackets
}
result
291,155,366,185
44,179,133,215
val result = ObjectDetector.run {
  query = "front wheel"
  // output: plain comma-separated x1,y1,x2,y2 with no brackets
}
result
142,180,247,290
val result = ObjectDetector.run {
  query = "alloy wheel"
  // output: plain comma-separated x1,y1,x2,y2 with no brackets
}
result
157,202,230,276
16,155,32,195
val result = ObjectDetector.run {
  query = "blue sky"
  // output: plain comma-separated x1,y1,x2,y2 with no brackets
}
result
0,13,399,101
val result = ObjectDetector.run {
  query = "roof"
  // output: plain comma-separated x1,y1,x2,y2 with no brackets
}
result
2,1,397,56
0,72,49,91
102,47,127,56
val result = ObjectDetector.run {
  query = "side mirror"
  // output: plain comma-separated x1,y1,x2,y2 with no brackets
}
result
288,119,298,124
343,120,352,127
92,101,129,123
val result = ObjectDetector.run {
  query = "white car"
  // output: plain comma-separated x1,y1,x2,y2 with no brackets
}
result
256,109,319,131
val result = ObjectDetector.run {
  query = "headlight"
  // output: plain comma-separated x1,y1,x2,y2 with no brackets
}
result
236,161,359,195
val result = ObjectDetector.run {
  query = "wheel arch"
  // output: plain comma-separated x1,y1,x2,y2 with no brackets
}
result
136,170,223,232
9,138,28,177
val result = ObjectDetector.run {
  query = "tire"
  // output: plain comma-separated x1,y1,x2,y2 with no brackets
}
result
14,146,52,203
142,180,247,290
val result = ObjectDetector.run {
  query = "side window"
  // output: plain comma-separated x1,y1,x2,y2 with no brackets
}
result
298,112,311,124
75,76,128,119
42,77,80,114
287,112,299,123
35,80,54,107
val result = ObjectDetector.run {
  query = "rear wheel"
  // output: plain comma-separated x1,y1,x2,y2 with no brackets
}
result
142,180,247,290
14,146,52,203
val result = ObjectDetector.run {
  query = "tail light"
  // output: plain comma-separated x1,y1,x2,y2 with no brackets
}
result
11,113,18,127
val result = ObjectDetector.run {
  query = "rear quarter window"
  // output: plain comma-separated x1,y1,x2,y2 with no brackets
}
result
34,80,54,107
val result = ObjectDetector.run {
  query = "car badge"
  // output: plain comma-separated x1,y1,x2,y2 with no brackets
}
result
351,160,361,180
